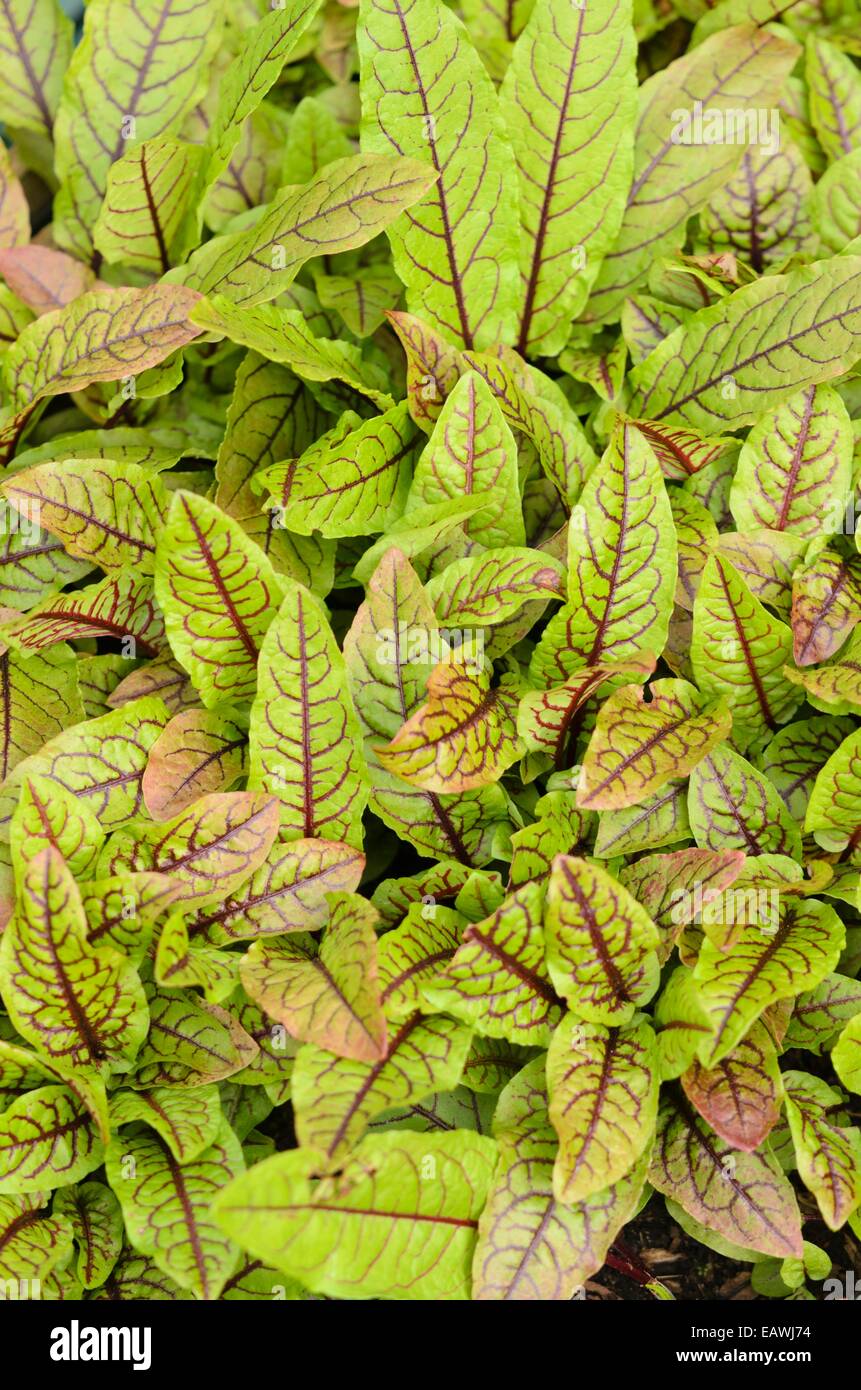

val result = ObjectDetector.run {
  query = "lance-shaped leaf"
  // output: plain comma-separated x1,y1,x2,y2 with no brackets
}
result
463,349,594,507
472,1056,649,1301
110,1085,221,1165
785,973,861,1056
619,847,746,967
422,882,562,1045
292,1012,472,1161
692,553,799,740
517,658,654,769
833,1015,861,1096
763,716,855,823
628,254,861,431
142,709,247,822
11,774,104,884
248,582,367,845
184,0,323,236
1,459,170,574
786,638,861,716
715,530,803,621
0,0,72,138
681,1022,782,1152
699,141,815,271
407,372,523,548
175,153,436,307
0,645,82,782
0,150,29,249
92,136,203,278
344,549,507,865
670,489,719,610
241,893,387,1064
357,0,518,349
0,1084,103,1193
806,36,861,162
132,989,257,1089
805,727,861,847
52,0,221,261
811,148,861,254
185,839,365,947
0,1193,73,1284
53,1182,122,1291
628,419,735,483
0,695,169,837
688,742,801,856
649,1089,803,1259
622,296,689,364
594,783,691,858
0,848,148,1072
547,1015,658,1204
783,1069,861,1230
1,569,164,656
578,678,731,811
214,1129,495,1301
792,547,861,667
155,490,283,709
0,519,90,615
545,855,660,1023
693,899,845,1065
504,0,636,353
654,966,713,1081
191,296,392,411
268,404,419,538
729,384,853,538
372,861,473,927
583,26,798,323
153,914,238,1005
99,792,279,910
531,424,676,685
426,549,563,627
377,660,520,794
377,902,463,1020
4,284,203,411
105,1118,242,1301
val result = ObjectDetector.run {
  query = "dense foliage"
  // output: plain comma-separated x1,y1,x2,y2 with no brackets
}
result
0,0,860,1303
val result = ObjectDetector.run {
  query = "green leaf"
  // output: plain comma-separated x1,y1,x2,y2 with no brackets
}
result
106,1117,243,1300
241,893,388,1063
811,148,861,253
693,899,845,1065
214,1129,496,1300
357,0,518,349
377,659,521,793
805,726,861,848
628,255,861,431
649,1089,803,1259
584,25,799,323
545,854,660,1023
110,1085,221,1164
784,1069,861,1229
407,371,524,548
806,36,861,162
0,1193,72,1284
0,0,72,140
377,901,463,1019
0,1084,104,1192
503,0,637,354
422,882,563,1045
249,581,368,845
175,153,436,307
532,424,676,684
92,138,204,274
578,678,731,811
155,490,284,709
729,384,853,538
426,549,563,627
698,141,815,271
692,554,800,741
132,989,257,1088
292,1011,472,1162
11,774,104,884
98,791,280,909
547,1014,658,1203
472,1056,649,1300
833,1014,861,1095
53,1181,123,1290
688,742,802,856
184,838,365,946
0,847,148,1072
